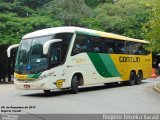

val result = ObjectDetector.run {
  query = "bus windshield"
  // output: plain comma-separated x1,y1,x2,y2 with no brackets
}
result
15,33,73,74
15,36,52,74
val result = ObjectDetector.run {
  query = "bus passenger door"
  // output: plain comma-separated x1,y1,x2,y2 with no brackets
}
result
49,43,62,68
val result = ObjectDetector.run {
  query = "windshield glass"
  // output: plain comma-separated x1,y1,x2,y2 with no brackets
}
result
15,33,73,74
15,36,51,74
15,39,32,73
29,36,50,71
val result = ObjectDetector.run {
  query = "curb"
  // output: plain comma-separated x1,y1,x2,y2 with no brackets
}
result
153,84,160,93
0,81,14,85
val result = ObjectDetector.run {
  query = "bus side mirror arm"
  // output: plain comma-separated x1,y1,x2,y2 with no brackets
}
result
43,39,62,55
7,44,19,58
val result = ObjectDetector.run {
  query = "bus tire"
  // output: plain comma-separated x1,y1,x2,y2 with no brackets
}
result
128,71,136,86
104,83,113,87
136,71,143,85
71,75,78,94
43,90,51,95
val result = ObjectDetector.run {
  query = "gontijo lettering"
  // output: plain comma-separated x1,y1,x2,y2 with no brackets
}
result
119,57,140,62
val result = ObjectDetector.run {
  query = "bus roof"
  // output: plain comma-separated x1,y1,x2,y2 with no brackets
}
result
22,27,75,39
22,26,149,44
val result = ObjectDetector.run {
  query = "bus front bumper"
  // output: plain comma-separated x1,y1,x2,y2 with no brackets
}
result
14,79,56,90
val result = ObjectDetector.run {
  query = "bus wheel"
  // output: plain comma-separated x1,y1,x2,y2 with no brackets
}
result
71,75,78,94
136,71,143,85
43,90,51,95
104,83,113,87
128,72,136,86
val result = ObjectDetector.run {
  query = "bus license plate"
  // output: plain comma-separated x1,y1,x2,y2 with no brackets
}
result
24,84,30,88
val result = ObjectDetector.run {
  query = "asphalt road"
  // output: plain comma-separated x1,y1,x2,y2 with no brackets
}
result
0,78,160,114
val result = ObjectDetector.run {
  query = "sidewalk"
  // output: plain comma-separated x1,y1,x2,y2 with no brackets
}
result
0,76,14,84
153,76,160,93
0,81,13,84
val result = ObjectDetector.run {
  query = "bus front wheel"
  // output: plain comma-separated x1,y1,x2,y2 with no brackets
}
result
43,90,51,95
71,75,78,94
128,72,136,86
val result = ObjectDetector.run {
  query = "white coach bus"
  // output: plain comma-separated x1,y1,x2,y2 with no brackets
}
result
7,27,152,94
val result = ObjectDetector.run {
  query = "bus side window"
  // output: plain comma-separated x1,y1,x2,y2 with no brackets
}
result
130,42,136,55
140,43,150,55
103,38,115,54
89,37,102,53
135,43,142,55
117,41,125,54
72,43,82,54
128,42,142,55
50,44,61,66
71,34,88,55
126,42,131,54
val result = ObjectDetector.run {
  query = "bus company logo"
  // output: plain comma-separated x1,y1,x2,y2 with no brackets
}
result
119,56,140,62
56,79,65,88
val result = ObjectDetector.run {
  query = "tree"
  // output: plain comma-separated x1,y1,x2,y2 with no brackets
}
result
47,0,91,26
84,0,118,8
84,0,100,8
0,0,14,3
144,0,160,53
0,1,62,45
15,0,52,10
0,0,154,47
92,0,149,39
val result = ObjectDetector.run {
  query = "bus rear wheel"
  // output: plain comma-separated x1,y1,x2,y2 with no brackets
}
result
71,75,78,94
136,71,143,85
128,72,136,86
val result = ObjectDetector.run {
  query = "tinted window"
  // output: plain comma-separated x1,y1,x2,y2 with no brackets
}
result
125,42,137,54
139,43,150,55
72,34,90,55
71,34,149,55
72,34,117,55
89,37,103,53
117,41,125,54
102,38,116,53
50,44,62,67
125,42,149,55
53,33,73,62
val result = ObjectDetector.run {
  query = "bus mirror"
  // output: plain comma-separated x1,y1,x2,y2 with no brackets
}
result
43,39,62,55
7,44,19,58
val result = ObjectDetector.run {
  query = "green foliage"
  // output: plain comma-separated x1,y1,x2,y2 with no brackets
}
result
0,1,62,45
0,2,34,17
144,0,160,53
92,0,149,39
0,0,158,53
0,13,21,44
85,0,100,8
84,0,118,8
15,0,52,10
0,13,63,44
46,0,91,26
